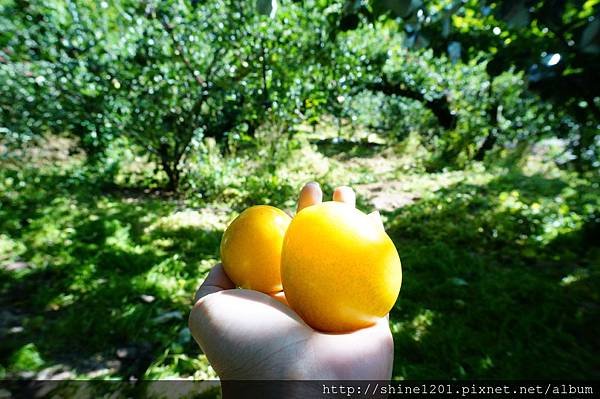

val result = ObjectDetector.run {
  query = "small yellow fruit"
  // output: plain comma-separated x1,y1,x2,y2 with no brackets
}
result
281,201,402,332
220,205,292,293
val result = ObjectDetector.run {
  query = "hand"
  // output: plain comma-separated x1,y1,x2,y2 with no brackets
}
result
188,183,393,380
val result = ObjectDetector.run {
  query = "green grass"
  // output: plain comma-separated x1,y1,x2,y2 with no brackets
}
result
386,170,600,379
0,168,220,380
0,137,599,392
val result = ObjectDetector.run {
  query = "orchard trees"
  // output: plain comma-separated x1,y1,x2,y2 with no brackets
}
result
1,0,339,190
0,0,121,158
2,0,598,186
334,0,600,168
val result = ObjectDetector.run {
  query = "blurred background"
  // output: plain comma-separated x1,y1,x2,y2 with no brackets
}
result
1,0,599,389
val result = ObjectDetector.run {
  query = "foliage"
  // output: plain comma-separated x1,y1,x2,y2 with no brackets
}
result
0,1,124,158
1,0,340,189
337,0,600,169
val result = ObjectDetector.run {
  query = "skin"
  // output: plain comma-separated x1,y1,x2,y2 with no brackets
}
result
188,183,393,381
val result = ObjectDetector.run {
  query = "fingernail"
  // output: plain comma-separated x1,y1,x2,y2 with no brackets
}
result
333,186,356,207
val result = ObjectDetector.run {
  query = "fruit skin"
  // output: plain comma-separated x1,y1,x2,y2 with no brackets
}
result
220,205,292,293
281,201,402,332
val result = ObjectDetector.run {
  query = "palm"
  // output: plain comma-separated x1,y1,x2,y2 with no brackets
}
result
190,268,393,380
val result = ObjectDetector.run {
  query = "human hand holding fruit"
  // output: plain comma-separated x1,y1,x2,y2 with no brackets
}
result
188,183,399,380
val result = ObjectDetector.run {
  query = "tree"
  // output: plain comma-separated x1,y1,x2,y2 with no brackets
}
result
1,0,339,189
0,0,121,159
333,0,600,167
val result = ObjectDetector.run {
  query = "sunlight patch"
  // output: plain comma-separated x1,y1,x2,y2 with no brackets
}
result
136,257,189,298
144,349,218,380
281,146,331,184
146,208,230,234
479,356,494,370
0,234,26,264
560,269,589,287
391,309,436,342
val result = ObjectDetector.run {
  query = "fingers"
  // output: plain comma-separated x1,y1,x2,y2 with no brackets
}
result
333,186,356,207
297,182,323,213
194,263,236,304
298,183,359,212
333,189,385,231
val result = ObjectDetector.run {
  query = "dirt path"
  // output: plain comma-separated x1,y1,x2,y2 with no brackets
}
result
355,181,421,212
338,150,482,213
333,147,424,212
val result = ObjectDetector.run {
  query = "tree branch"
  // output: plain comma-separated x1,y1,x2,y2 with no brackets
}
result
143,3,205,87
159,15,205,87
365,77,457,129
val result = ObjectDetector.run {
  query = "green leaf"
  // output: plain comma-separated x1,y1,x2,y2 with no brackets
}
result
9,343,45,372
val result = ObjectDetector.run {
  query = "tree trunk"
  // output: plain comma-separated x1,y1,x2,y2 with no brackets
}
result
366,79,457,130
474,129,498,161
159,143,180,192
474,82,499,161
165,166,179,192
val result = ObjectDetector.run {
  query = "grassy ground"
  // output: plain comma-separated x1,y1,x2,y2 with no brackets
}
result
1,133,599,392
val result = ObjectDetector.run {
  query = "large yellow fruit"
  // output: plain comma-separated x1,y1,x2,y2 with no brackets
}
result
281,201,402,332
220,205,291,293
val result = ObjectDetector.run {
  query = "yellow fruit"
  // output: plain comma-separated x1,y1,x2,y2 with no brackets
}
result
281,201,402,332
220,205,292,293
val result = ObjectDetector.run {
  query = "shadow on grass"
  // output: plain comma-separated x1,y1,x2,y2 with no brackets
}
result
314,138,384,160
385,170,600,379
0,169,221,379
